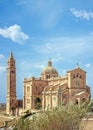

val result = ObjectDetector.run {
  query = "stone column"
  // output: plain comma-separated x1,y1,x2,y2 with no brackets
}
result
42,92,46,110
23,96,25,110
50,93,52,109
56,93,59,106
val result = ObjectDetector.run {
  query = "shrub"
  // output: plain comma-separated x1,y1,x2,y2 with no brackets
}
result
13,103,88,130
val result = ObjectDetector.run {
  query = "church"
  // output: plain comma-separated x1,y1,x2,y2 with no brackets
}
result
6,52,91,115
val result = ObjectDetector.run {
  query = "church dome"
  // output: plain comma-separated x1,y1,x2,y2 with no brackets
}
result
42,66,58,75
41,60,58,79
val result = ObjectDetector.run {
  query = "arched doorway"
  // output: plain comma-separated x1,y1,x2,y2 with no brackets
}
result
34,97,42,109
75,99,78,105
11,106,16,115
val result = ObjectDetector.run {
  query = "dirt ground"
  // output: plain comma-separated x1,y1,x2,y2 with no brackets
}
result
80,118,93,130
0,116,13,127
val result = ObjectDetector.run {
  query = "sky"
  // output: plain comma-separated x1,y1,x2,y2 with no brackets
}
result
0,0,93,103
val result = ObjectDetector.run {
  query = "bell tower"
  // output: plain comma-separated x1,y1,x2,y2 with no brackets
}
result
6,52,17,115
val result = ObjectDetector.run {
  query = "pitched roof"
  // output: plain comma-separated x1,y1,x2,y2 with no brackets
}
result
43,82,68,92
67,67,86,73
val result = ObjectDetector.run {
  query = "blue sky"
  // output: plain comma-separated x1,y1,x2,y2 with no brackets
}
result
0,0,93,102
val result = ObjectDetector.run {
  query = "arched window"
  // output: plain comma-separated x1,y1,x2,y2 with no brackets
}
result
73,74,75,79
76,73,78,77
12,99,14,103
36,86,38,90
80,75,82,78
34,97,42,109
27,86,30,93
82,98,86,103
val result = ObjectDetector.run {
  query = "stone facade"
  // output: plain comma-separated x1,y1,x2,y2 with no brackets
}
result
23,60,90,111
42,67,90,110
23,77,48,110
6,53,91,114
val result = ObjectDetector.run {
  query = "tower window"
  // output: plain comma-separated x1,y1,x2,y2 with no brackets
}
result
11,71,14,73
80,75,82,78
73,74,75,79
76,73,78,77
11,64,14,67
12,99,14,103
36,86,38,90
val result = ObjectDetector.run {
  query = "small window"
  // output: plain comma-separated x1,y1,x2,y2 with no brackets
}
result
27,86,30,93
36,86,38,90
75,99,78,104
73,74,75,79
11,64,14,67
46,75,48,79
82,98,86,103
76,73,78,77
80,75,81,78
12,99,14,103
27,99,30,103
53,97,56,101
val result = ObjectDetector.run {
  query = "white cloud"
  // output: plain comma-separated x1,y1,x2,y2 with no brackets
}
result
52,53,64,62
70,8,93,20
0,54,5,60
33,35,93,67
0,24,29,44
35,37,86,56
0,67,6,72
34,64,45,69
85,63,91,68
17,0,63,28
46,43,52,50
0,54,6,73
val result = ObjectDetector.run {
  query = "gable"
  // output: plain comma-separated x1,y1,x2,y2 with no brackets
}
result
67,67,86,74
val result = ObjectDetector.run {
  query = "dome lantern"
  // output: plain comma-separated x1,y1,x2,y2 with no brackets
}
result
48,59,52,67
41,60,58,79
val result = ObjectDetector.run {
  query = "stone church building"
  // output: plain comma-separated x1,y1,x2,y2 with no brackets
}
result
6,52,91,115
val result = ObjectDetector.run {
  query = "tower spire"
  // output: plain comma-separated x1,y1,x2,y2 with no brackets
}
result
10,51,13,59
8,51,15,62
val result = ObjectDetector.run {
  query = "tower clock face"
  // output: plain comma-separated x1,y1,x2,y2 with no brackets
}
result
75,81,80,86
